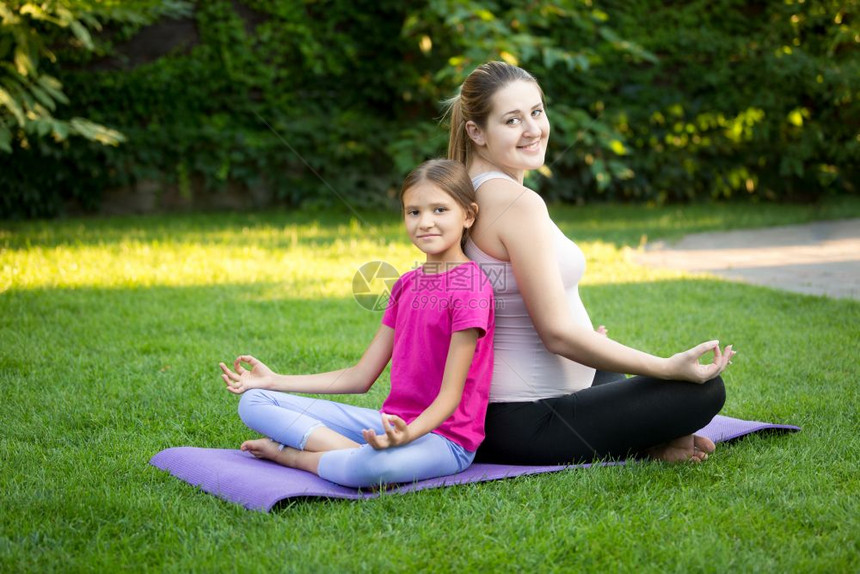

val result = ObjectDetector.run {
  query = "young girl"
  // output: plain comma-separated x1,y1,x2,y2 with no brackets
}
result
218,159,495,488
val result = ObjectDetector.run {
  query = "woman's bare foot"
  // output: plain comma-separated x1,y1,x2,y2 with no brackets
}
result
645,434,715,463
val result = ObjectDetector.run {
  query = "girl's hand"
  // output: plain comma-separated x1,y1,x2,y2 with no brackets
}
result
362,413,411,450
219,355,275,394
666,341,736,384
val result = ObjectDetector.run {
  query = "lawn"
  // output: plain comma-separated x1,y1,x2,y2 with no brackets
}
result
2,199,858,572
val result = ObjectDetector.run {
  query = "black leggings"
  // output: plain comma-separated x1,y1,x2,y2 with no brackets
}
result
475,372,726,465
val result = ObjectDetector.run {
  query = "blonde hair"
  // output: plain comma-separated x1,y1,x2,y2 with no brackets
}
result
400,159,477,247
444,61,544,166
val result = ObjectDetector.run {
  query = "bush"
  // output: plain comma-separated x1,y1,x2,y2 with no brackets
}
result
565,0,859,203
1,0,857,219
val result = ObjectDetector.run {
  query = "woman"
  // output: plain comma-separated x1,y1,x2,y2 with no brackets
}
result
446,61,734,465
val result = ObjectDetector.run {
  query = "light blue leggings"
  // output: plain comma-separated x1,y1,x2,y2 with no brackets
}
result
238,389,474,488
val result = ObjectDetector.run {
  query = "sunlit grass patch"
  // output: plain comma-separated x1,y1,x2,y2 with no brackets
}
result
1,215,414,294
1,207,730,293
2,234,688,292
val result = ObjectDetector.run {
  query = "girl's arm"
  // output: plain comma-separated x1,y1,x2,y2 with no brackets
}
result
362,328,479,449
488,181,733,383
220,325,395,395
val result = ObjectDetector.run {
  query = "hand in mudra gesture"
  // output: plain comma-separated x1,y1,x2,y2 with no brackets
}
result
668,341,735,384
219,355,274,394
362,413,412,450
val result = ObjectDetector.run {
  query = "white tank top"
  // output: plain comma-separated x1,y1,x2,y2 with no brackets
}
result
465,171,596,402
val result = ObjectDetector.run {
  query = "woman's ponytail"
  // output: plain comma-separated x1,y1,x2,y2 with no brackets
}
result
445,94,469,166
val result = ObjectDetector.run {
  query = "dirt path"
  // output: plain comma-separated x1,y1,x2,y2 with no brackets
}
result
633,219,860,300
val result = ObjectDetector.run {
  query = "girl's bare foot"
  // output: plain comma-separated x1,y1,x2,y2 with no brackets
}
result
240,438,321,473
240,438,282,461
645,434,715,463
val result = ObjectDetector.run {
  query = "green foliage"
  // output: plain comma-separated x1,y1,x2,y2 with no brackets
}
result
0,0,645,217
0,1,191,154
0,0,857,218
0,1,112,152
0,0,193,218
555,0,860,203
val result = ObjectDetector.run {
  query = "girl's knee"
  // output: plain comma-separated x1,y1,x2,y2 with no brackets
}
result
350,450,400,487
237,388,270,422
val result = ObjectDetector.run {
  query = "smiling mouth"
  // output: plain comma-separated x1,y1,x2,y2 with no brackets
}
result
518,141,541,151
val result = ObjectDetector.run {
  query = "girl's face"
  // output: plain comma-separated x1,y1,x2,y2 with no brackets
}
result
467,80,550,175
402,182,475,265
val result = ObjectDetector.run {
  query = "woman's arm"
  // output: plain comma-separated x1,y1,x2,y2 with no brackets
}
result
220,325,395,395
489,183,732,383
362,328,479,449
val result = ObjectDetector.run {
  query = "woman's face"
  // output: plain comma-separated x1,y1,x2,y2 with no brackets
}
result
468,80,550,173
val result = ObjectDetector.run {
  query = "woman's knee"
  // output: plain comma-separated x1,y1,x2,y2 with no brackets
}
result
702,375,727,414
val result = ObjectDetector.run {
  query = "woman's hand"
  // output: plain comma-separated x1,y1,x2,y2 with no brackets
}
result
219,355,275,394
666,341,736,384
362,413,411,450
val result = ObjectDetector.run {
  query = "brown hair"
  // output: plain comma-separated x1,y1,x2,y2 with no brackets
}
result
400,159,478,247
444,61,544,166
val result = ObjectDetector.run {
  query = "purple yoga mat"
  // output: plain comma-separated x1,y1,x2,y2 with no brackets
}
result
150,414,799,511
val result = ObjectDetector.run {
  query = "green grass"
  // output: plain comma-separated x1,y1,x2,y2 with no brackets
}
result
2,198,859,572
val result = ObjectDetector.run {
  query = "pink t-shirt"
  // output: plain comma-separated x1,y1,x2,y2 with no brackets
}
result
381,261,495,452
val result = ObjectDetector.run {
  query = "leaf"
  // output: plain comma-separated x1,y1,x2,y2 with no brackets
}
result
0,86,26,125
28,83,55,111
609,139,627,155
69,21,94,50
499,51,518,66
475,9,495,22
598,27,621,44
607,159,635,180
4,78,36,112
543,47,560,69
51,118,69,141
70,117,126,146
591,158,610,190
33,117,51,137
36,75,69,105
14,46,36,76
19,3,47,20
78,12,102,33
787,109,804,127
0,5,19,24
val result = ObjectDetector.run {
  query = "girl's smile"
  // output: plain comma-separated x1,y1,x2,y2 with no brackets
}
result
402,182,475,265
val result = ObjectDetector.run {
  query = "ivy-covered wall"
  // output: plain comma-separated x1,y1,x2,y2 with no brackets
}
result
1,0,857,218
